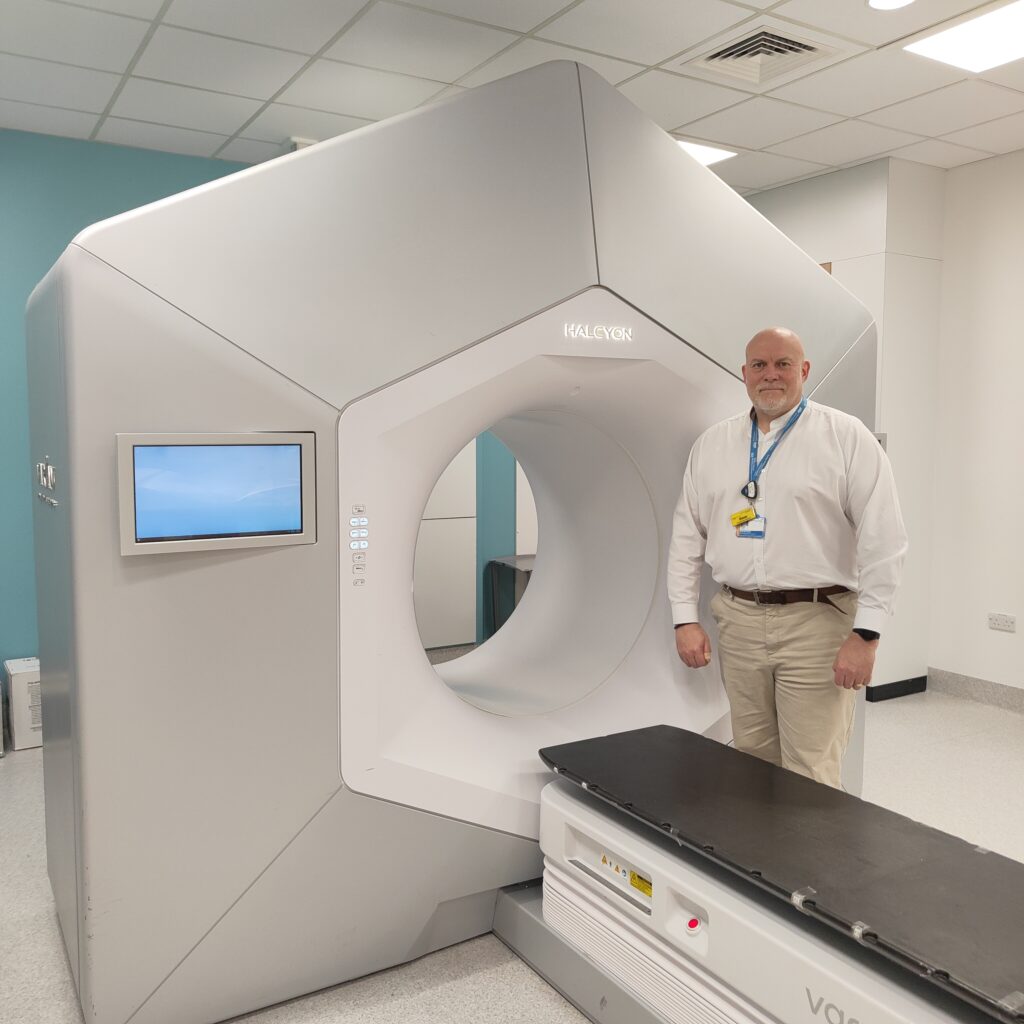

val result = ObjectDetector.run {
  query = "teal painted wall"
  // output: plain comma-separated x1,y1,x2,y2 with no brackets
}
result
475,432,517,643
0,129,246,669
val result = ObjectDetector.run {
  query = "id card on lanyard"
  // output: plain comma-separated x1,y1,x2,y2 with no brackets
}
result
733,397,807,538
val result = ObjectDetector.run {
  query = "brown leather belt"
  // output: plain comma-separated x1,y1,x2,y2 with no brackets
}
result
724,584,849,608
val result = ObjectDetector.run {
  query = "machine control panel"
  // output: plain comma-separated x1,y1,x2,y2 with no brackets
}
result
350,504,368,584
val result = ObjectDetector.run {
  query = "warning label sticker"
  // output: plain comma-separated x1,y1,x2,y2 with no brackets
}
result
629,870,653,898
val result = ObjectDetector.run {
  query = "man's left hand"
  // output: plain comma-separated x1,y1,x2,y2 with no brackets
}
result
833,634,877,690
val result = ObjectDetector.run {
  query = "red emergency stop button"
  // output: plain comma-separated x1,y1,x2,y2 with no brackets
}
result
686,917,702,934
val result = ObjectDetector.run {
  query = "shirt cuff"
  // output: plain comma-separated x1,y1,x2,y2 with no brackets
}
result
672,602,700,626
853,606,886,633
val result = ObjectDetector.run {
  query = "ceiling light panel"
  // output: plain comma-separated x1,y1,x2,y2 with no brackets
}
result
460,39,644,89
675,139,737,164
326,3,515,83
164,0,368,55
772,0,988,47
905,0,1024,72
538,0,753,66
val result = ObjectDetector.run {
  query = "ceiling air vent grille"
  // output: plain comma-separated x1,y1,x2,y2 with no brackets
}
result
684,28,836,86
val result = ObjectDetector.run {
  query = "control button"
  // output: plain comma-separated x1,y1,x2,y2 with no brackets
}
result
686,917,702,935
353,553,366,563
357,529,369,538
353,565,365,574
349,541,360,550
353,578,365,587
359,541,369,549
350,529,360,538
358,517,368,526
349,517,360,526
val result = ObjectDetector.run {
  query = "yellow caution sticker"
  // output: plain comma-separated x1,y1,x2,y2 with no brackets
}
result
629,870,653,898
730,507,757,528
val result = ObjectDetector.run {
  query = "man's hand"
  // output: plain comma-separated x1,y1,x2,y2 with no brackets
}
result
675,623,712,669
833,633,877,690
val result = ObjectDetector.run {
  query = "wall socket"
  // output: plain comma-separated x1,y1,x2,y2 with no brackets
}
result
988,612,1017,633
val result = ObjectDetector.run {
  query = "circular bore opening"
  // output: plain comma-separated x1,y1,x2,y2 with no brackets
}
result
413,408,660,717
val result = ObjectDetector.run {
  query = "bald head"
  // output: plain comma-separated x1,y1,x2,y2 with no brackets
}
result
742,326,810,426
745,326,806,364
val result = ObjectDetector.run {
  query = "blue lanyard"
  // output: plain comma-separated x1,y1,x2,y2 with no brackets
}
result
744,397,807,499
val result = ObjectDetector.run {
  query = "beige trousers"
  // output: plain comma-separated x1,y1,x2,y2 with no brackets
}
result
709,588,858,788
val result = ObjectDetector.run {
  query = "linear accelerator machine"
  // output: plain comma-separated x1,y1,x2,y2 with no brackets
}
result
26,62,900,1024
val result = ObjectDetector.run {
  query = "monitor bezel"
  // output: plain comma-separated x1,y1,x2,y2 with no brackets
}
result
116,432,317,556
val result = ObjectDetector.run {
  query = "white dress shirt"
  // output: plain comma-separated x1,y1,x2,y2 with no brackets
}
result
668,400,907,634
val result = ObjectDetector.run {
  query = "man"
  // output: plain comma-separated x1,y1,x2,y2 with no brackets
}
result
668,326,907,788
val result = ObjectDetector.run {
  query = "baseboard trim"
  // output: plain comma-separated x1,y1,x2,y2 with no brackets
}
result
866,676,927,702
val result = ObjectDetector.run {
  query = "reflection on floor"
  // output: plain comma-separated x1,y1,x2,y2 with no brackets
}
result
2,689,1022,1024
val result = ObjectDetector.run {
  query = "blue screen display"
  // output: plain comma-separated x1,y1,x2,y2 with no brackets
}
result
134,444,302,542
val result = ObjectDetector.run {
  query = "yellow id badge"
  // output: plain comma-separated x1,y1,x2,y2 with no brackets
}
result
730,507,757,528
737,515,766,539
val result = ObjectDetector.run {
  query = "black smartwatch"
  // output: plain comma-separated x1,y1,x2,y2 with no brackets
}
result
852,628,880,642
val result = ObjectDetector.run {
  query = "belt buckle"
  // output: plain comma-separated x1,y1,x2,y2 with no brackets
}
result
751,589,763,606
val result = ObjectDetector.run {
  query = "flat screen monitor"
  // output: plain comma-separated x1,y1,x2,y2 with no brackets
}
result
117,432,316,555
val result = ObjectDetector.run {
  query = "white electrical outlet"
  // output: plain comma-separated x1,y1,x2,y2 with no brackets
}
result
988,612,1016,633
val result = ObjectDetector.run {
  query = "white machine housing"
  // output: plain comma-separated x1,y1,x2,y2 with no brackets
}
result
541,779,971,1024
26,62,876,1024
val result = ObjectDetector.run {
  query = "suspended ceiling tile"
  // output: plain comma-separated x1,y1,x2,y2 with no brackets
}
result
218,137,284,164
679,96,842,150
617,70,747,130
980,58,1024,94
0,96,98,138
111,79,263,135
406,0,572,32
538,0,754,66
889,138,993,168
767,47,966,118
133,28,308,98
943,110,1024,154
2,0,149,72
164,0,367,55
280,61,444,119
60,0,163,15
420,84,469,106
460,39,644,88
770,0,985,47
712,149,827,189
862,80,1024,137
242,103,372,145
0,53,120,113
768,119,923,165
326,3,515,83
97,116,227,157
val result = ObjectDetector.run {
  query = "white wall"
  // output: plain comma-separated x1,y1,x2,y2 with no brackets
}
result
414,441,477,649
929,151,1023,689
